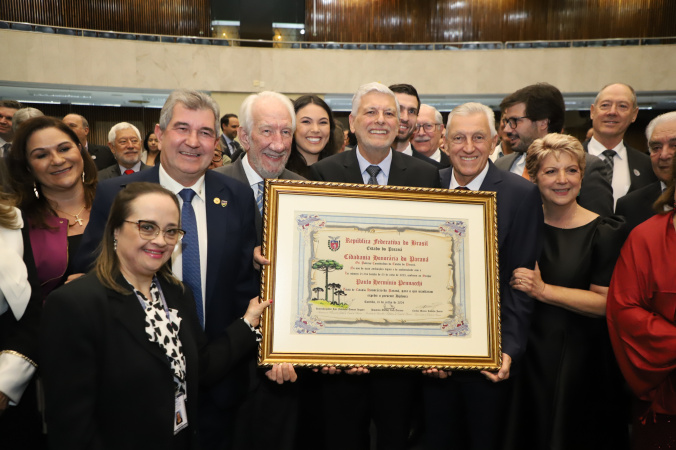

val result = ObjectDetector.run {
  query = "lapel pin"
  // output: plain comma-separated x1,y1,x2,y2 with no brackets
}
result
213,197,220,204
221,200,228,207
633,169,640,177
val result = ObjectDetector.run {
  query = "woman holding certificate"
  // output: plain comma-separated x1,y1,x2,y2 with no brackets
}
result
506,133,628,449
40,182,271,450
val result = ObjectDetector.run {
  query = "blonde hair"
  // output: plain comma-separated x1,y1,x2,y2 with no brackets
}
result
526,133,586,181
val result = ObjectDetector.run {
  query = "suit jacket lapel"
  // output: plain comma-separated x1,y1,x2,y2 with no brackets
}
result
387,151,409,186
345,150,368,184
108,286,169,367
204,171,230,313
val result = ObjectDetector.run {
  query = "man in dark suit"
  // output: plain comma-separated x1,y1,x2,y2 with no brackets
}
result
0,100,21,192
309,82,439,450
219,113,244,161
616,111,676,232
411,104,451,168
495,83,614,217
73,89,260,450
97,122,151,181
425,102,543,450
63,113,116,170
585,83,657,208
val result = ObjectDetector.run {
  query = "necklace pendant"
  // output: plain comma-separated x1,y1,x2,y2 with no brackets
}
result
74,216,83,226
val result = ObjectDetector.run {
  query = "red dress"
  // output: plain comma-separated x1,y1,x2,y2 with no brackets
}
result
607,211,676,447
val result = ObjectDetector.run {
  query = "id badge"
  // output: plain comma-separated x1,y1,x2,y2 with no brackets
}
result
174,394,188,434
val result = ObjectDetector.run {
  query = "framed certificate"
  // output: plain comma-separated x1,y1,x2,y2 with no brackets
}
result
258,179,501,370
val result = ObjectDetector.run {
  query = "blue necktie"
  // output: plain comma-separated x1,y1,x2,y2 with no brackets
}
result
256,181,264,215
178,188,204,329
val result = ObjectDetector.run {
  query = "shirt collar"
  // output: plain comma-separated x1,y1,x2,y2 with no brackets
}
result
588,136,627,159
158,164,205,200
241,153,264,186
449,162,489,190
356,145,392,180
119,161,142,173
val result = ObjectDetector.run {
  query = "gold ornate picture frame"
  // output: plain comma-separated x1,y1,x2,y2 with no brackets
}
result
258,179,501,371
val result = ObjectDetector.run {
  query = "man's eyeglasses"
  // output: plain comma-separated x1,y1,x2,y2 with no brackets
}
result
212,151,224,163
415,123,442,132
502,116,529,129
124,220,186,243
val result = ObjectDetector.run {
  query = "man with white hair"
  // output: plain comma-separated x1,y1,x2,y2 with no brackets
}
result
311,82,439,187
215,91,304,237
309,82,439,450
97,122,150,180
616,111,676,232
426,102,543,449
411,104,450,168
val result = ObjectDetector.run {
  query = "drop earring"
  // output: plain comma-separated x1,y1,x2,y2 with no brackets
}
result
82,170,85,183
113,239,118,251
33,182,39,199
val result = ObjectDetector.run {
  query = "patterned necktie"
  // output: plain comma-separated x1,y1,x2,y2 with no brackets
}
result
123,169,134,175
256,181,264,216
366,165,381,185
0,143,9,157
602,149,617,185
178,188,204,329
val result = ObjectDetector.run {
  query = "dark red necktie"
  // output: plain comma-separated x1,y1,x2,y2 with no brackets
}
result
124,169,134,175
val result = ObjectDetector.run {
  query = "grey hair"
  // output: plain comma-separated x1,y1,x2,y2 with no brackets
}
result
108,122,142,144
351,82,400,119
645,111,676,143
158,89,220,134
446,102,497,138
420,104,443,124
12,107,44,133
239,91,296,135
593,83,638,108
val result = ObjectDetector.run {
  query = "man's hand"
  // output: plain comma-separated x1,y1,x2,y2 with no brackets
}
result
0,391,10,416
481,353,511,383
422,368,452,379
266,363,298,384
253,246,270,271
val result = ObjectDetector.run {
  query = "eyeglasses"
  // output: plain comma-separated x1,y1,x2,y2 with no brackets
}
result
212,151,223,163
502,116,529,129
124,220,185,243
415,123,442,132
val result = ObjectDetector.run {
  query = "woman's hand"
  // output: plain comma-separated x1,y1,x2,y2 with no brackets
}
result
510,262,546,301
242,297,272,328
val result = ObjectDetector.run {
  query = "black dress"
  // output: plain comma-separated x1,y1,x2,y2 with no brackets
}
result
505,216,629,450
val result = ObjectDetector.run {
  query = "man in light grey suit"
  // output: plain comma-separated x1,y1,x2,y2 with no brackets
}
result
215,91,304,237
215,91,303,450
97,122,150,181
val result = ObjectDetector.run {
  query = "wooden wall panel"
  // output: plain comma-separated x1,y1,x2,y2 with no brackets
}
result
0,0,210,36
21,103,161,149
307,0,676,43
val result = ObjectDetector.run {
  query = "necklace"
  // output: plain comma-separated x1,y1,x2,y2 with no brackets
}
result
55,205,87,227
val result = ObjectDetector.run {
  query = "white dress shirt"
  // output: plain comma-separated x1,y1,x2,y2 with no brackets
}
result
241,153,264,197
508,152,527,177
356,146,393,185
587,136,631,206
159,165,208,320
448,163,489,190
